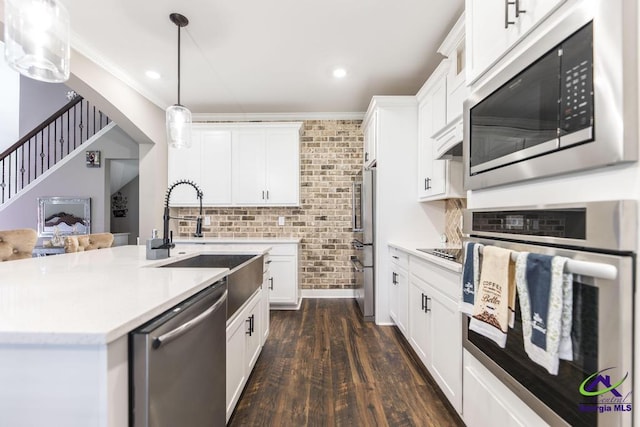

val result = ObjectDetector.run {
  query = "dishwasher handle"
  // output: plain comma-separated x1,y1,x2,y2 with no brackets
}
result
152,289,228,349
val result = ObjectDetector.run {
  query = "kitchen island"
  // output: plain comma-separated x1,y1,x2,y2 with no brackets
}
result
0,244,271,427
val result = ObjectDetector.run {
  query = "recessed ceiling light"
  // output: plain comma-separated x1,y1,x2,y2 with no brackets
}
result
333,68,347,79
145,70,161,80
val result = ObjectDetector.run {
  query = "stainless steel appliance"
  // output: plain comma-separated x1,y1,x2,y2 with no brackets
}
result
462,201,635,426
351,167,376,321
464,2,638,190
130,279,227,426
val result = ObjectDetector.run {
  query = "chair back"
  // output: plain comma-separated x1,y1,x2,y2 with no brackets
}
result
65,233,114,252
0,228,38,261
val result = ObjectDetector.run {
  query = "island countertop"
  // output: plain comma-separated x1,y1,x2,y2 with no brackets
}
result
0,244,271,346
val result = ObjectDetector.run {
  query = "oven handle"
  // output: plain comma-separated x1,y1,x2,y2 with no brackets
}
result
476,245,618,280
350,256,365,272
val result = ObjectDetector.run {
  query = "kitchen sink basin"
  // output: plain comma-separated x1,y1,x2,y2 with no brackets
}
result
159,254,255,270
160,253,263,320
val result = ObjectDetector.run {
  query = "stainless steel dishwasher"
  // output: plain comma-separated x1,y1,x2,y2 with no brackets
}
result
130,278,227,427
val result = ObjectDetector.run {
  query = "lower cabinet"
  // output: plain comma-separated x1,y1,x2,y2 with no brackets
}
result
261,257,271,345
409,269,462,414
226,289,263,422
267,243,300,309
390,265,409,337
463,350,548,427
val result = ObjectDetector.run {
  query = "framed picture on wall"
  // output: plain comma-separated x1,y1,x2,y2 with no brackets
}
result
86,150,101,167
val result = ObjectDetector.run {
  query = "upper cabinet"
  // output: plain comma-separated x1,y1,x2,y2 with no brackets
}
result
466,0,567,84
168,122,302,207
363,109,378,168
168,125,232,206
416,14,465,202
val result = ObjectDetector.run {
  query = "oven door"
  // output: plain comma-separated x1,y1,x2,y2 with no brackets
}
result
463,238,633,427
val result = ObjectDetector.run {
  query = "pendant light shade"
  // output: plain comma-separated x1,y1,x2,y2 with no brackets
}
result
3,0,70,83
166,13,192,149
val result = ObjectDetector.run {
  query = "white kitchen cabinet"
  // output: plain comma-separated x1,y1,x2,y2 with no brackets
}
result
408,255,463,414
168,125,232,206
466,0,566,83
232,125,300,206
267,243,300,309
261,256,271,344
226,288,262,422
416,62,464,202
463,350,549,427
389,247,409,337
363,109,378,168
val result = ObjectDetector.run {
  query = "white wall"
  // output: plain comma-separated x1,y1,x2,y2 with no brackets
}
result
0,126,138,234
0,41,19,153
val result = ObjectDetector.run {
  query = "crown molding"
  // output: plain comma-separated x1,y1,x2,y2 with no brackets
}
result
193,111,365,122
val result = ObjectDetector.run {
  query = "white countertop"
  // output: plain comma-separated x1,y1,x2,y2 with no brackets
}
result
0,244,270,346
173,237,302,244
388,241,463,273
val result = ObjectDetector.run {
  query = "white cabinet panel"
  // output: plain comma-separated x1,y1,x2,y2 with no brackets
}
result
201,130,232,204
167,131,202,205
409,276,430,366
232,130,267,205
265,129,299,204
268,255,297,306
363,110,378,167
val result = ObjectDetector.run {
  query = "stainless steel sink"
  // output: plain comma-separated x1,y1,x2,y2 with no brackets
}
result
159,254,256,270
160,253,263,319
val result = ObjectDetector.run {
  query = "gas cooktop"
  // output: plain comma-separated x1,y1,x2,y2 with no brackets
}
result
416,248,463,263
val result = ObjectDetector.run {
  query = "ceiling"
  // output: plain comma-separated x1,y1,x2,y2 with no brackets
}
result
62,0,463,115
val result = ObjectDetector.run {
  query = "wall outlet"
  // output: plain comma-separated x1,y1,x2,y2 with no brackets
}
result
204,216,211,226
278,216,285,226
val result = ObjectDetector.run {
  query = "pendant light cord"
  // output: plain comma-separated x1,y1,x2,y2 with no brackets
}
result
177,25,181,106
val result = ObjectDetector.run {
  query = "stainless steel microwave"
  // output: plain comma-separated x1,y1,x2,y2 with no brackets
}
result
464,2,638,190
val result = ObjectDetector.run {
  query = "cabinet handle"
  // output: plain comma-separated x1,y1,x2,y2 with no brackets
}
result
365,152,369,162
392,272,398,285
246,316,253,336
421,293,426,311
425,297,431,313
424,178,428,190
425,177,431,190
251,314,255,333
269,277,274,290
392,255,399,260
262,190,265,200
515,0,526,17
266,190,269,200
504,0,515,28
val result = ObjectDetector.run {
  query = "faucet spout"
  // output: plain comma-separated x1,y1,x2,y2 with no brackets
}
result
164,180,205,251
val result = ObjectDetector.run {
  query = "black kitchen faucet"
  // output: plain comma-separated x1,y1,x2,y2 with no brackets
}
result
156,179,204,256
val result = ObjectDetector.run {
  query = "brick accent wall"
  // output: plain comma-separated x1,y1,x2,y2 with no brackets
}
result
174,120,363,290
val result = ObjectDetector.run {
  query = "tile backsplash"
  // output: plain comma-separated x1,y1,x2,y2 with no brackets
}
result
175,120,363,290
444,198,466,247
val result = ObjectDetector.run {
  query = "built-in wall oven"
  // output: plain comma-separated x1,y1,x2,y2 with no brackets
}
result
464,1,638,190
462,201,636,426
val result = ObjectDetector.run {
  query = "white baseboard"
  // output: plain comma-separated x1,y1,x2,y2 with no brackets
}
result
301,289,356,299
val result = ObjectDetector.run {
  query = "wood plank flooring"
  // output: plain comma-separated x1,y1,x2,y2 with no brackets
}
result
229,299,464,427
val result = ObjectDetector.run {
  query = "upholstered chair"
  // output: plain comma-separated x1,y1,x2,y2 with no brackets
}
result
64,233,114,253
0,228,38,261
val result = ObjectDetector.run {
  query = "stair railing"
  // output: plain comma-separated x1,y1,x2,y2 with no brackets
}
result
0,96,111,204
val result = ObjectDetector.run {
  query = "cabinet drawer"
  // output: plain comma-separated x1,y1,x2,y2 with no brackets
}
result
389,246,409,270
268,243,297,256
410,255,460,301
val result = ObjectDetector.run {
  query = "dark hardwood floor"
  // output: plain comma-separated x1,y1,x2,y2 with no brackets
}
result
229,298,464,427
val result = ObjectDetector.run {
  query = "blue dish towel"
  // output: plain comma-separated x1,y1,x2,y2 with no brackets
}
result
515,252,573,375
460,242,481,315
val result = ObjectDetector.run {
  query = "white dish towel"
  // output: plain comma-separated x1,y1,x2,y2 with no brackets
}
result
515,252,573,375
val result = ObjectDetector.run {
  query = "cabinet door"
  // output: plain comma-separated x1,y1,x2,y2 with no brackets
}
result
427,284,462,414
261,275,270,344
268,255,297,305
201,130,232,204
466,0,512,83
417,101,432,200
389,269,399,325
408,276,430,367
232,130,266,204
265,129,299,205
511,0,566,40
396,267,409,336
168,130,202,206
226,310,248,421
245,291,262,371
363,110,377,167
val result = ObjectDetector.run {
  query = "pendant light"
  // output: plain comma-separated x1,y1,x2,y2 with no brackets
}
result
166,13,192,149
3,0,70,83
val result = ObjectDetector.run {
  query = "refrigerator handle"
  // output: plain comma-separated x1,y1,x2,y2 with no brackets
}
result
352,181,363,232
350,256,365,272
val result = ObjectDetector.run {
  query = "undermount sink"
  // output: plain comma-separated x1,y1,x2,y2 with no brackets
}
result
160,253,263,320
159,254,255,270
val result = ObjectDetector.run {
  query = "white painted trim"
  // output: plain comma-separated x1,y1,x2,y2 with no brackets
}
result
193,112,365,122
301,289,356,299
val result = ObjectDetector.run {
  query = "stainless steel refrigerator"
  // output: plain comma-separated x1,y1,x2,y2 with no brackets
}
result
351,167,375,321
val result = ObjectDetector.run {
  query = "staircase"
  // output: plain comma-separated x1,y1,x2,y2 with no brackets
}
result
0,96,111,205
